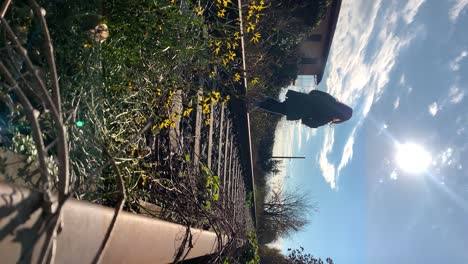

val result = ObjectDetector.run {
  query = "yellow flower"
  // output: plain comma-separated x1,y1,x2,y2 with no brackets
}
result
159,119,171,129
234,73,241,82
246,22,255,33
203,103,211,114
232,42,239,49
136,115,147,125
211,91,220,104
217,9,226,18
130,146,138,155
209,71,216,78
222,57,228,66
247,9,254,20
251,77,260,84
256,3,266,11
222,0,232,7
234,32,241,40
212,91,221,100
205,118,211,125
195,6,204,16
215,46,221,55
228,50,236,61
128,82,133,89
141,175,147,186
222,95,231,105
183,108,193,117
156,88,162,96
83,43,92,48
250,32,261,43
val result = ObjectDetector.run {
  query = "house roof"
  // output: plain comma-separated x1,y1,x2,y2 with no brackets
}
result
316,0,342,84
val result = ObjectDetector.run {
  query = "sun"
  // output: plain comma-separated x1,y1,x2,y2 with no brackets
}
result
395,142,432,174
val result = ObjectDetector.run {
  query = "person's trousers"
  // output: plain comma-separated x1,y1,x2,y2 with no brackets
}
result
258,97,287,115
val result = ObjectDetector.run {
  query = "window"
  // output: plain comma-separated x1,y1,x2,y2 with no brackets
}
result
307,34,322,41
300,57,318,64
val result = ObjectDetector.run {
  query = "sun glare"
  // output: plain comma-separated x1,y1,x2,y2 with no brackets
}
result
395,142,432,174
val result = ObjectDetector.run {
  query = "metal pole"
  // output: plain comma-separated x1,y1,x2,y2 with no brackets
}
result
270,156,306,159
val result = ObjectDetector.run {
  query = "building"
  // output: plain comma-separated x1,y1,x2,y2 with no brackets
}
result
297,0,342,84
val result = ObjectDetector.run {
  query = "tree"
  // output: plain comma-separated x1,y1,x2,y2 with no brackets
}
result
258,246,335,264
261,159,282,175
259,187,316,243
259,246,289,264
287,248,334,264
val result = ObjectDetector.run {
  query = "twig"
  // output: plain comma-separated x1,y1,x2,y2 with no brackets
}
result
0,0,11,18
92,147,127,264
0,17,61,122
88,118,154,180
172,225,194,263
0,62,53,207
30,0,70,201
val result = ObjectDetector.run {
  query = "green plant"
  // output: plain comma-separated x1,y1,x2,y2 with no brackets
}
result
246,191,254,208
245,231,261,264
200,163,221,210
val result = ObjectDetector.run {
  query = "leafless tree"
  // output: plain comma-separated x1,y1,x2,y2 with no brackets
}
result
261,186,316,239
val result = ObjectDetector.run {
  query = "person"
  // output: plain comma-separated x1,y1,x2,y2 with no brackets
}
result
257,89,353,128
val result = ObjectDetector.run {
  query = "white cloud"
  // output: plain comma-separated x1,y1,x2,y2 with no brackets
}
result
296,122,303,152
305,128,317,142
337,128,357,175
317,0,424,188
428,102,439,116
449,86,465,104
402,0,426,24
319,128,336,189
393,97,400,109
269,119,295,190
399,74,406,85
457,127,465,135
449,0,468,22
449,50,468,71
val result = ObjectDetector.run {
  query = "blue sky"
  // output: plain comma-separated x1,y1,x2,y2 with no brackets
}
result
271,0,468,263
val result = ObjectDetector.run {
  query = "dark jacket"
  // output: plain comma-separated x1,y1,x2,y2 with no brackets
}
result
284,90,345,128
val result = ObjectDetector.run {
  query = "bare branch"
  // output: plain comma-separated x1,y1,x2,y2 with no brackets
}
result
92,147,127,264
29,0,70,200
0,62,53,207
0,17,60,121
0,0,11,18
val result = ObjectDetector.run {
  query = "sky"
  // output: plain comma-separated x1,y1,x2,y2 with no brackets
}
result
271,0,468,263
